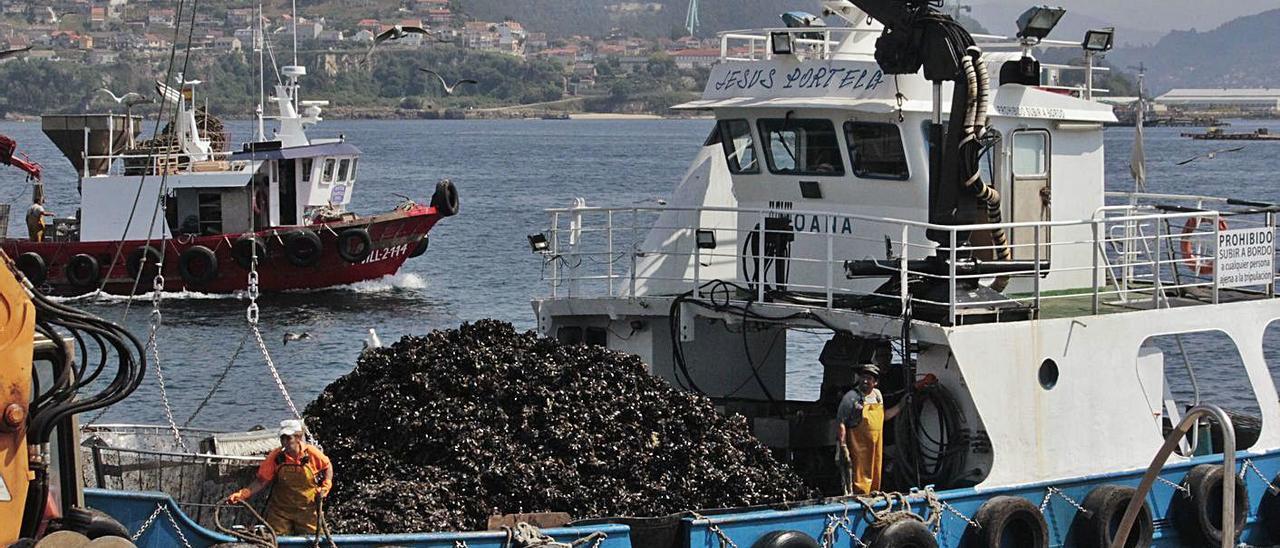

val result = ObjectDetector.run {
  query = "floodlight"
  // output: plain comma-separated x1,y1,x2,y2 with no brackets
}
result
695,229,717,250
1015,6,1066,42
527,233,550,253
1082,27,1114,52
770,32,793,56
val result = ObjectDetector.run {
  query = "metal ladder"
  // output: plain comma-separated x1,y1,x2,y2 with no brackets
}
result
1111,404,1237,548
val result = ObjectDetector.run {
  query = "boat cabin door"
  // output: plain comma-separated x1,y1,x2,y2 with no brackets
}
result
1009,129,1051,260
279,159,300,226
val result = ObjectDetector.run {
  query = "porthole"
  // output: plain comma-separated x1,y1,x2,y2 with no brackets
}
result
1039,358,1059,390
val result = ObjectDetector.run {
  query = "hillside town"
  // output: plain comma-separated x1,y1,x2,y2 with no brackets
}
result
0,0,726,94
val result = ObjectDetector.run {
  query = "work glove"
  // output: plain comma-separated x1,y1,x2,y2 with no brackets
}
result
227,488,250,504
318,485,330,499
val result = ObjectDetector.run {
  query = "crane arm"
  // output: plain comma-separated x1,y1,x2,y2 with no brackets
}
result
0,134,42,181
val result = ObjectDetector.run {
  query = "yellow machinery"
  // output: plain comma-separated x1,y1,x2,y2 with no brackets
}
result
0,254,37,544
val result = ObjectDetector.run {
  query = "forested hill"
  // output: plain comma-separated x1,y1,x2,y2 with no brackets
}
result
457,0,816,38
1109,9,1280,94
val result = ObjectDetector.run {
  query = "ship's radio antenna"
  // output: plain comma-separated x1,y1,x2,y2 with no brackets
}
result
255,1,265,142
291,0,298,67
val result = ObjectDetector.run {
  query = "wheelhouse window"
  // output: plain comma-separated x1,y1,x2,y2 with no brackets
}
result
758,118,844,176
349,158,359,182
321,158,336,184
717,119,760,174
301,158,313,183
337,159,351,182
844,122,909,180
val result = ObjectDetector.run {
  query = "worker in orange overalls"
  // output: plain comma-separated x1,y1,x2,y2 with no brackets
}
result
227,420,334,535
835,364,904,495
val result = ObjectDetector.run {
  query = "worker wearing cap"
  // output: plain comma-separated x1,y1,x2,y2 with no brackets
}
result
26,185,54,242
835,364,904,495
227,420,333,535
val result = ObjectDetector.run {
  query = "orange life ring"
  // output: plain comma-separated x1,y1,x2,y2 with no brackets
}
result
1180,217,1228,275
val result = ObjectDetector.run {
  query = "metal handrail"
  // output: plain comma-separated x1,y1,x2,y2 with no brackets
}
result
1111,404,1236,548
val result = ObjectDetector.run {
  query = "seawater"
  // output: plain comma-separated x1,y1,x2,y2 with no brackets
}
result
0,118,1277,429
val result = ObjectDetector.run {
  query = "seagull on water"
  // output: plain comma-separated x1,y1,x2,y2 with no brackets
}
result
1176,146,1246,166
362,25,434,65
283,332,313,345
418,69,478,96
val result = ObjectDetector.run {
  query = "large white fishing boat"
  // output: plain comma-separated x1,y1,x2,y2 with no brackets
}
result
529,1,1280,546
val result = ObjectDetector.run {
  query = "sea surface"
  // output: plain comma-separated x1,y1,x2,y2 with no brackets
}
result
0,117,1278,430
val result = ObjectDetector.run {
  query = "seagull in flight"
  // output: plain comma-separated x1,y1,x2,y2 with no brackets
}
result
1176,146,1246,166
282,332,313,345
97,88,149,107
362,25,434,65
418,69,478,96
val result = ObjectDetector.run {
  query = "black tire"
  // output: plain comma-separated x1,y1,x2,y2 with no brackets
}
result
1072,485,1152,548
232,235,268,270
966,496,1048,548
867,518,937,548
178,245,219,286
1176,464,1248,546
430,179,460,217
408,235,429,259
283,230,323,267
15,252,47,286
751,530,819,548
337,227,374,263
1261,473,1280,543
64,254,101,288
126,245,163,280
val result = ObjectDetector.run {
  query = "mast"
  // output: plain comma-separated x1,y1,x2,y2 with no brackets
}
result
256,1,266,142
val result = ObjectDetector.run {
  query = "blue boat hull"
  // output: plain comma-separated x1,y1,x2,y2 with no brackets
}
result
89,451,1280,548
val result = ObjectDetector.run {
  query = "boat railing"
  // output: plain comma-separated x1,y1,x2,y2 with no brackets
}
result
84,148,249,178
81,423,268,530
537,192,1278,324
1111,404,1236,548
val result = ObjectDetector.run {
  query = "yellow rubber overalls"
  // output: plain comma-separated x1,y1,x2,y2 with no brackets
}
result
850,396,885,494
264,456,320,535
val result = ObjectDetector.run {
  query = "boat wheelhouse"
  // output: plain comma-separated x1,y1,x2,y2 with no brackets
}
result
529,2,1280,546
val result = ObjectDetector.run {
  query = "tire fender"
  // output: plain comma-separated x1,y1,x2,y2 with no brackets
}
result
966,496,1048,548
64,253,101,288
126,245,163,280
178,245,219,286
337,227,374,263
1176,464,1248,546
430,179,460,217
408,235,429,259
867,517,937,548
232,235,268,270
283,230,323,267
15,252,46,286
1071,485,1152,548
751,530,819,548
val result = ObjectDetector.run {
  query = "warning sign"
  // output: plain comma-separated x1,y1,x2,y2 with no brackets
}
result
1217,228,1276,288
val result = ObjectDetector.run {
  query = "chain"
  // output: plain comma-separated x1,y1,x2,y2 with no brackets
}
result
456,541,469,548
131,504,193,548
131,505,164,541
1240,459,1280,495
936,499,979,530
246,261,302,421
690,513,738,548
1157,476,1192,496
1039,487,1089,516
820,512,867,548
147,271,185,450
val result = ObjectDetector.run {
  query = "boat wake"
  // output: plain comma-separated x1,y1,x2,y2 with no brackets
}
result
338,272,428,293
50,289,241,305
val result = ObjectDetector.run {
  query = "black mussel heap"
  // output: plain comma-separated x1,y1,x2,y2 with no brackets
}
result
306,320,817,533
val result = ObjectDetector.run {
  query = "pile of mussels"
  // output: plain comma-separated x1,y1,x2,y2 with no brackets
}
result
306,320,816,533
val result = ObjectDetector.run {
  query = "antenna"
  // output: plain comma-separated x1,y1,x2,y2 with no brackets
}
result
685,0,700,36
291,0,298,67
256,1,265,142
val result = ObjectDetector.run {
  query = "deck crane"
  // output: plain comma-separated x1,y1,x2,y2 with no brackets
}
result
0,134,42,181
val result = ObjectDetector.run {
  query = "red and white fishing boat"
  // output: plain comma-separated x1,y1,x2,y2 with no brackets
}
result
1,66,457,296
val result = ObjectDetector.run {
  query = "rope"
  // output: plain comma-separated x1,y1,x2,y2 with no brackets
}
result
503,522,606,548
312,497,338,548
215,501,277,547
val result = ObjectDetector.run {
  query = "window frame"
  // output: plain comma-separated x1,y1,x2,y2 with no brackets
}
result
301,158,314,183
336,158,351,182
717,119,761,175
756,118,846,177
843,121,910,181
1011,129,1050,178
321,158,336,184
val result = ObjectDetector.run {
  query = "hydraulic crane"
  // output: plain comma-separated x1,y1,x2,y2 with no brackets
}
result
0,134,42,182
